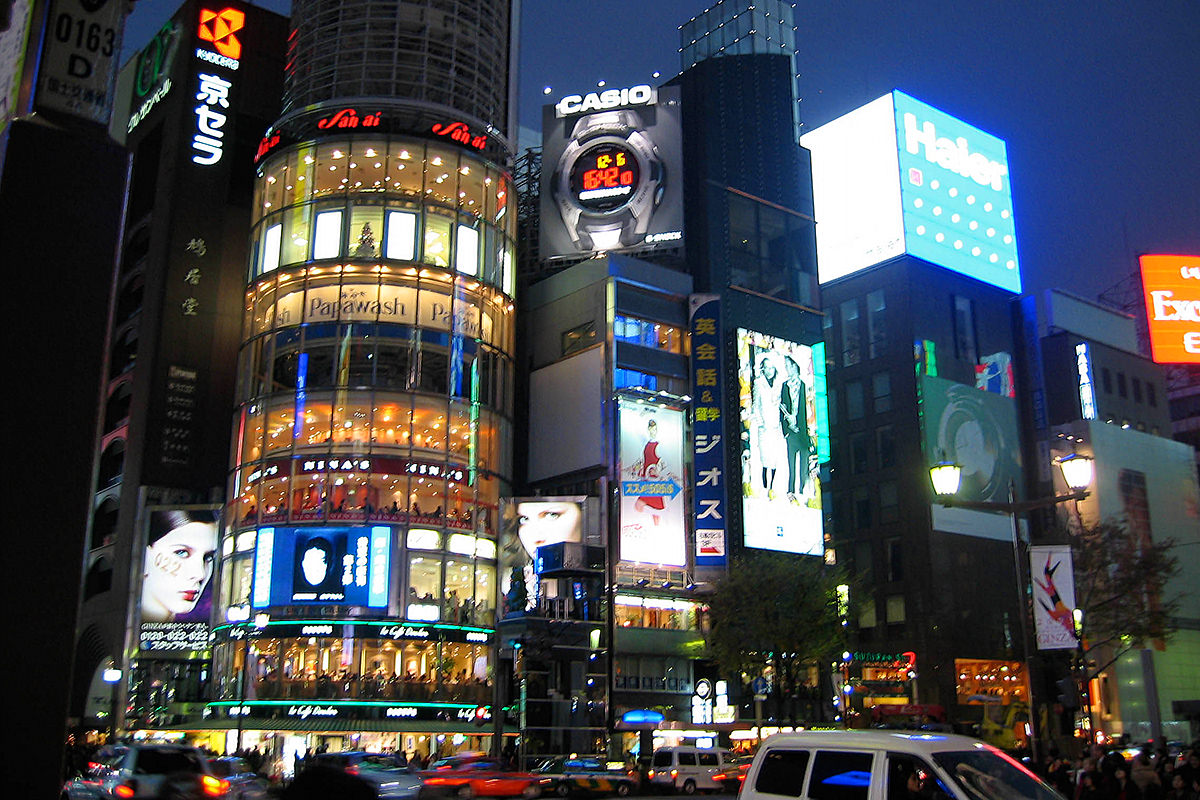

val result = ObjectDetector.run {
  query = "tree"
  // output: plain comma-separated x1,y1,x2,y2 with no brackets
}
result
1068,518,1180,679
705,551,857,725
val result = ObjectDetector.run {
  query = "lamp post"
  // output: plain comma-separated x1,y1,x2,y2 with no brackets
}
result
236,612,270,753
102,667,122,743
930,454,1093,766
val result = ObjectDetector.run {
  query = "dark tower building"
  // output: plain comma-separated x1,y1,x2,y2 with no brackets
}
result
68,0,288,743
206,0,519,761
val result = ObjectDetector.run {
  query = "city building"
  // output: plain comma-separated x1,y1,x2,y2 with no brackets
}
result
3,0,129,790
68,0,288,739
804,91,1035,743
203,0,520,766
1017,289,1200,744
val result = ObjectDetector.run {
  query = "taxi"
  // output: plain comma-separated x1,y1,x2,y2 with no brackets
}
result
533,757,638,797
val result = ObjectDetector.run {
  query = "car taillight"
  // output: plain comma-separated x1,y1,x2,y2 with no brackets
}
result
114,782,136,799
671,769,678,779
201,775,228,796
347,765,360,775
647,770,656,779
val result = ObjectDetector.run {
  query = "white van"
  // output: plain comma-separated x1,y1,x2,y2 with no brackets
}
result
738,731,1062,800
648,746,736,794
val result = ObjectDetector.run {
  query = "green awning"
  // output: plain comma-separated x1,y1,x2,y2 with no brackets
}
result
159,718,520,734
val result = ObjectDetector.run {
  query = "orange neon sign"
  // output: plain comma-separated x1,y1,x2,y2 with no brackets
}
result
1140,254,1200,363
198,7,245,60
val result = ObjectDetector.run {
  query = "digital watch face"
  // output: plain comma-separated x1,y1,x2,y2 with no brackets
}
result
569,143,640,212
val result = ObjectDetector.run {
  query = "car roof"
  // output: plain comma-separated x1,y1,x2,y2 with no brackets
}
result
757,730,991,755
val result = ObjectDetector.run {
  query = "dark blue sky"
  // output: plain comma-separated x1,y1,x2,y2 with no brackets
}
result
123,0,1200,302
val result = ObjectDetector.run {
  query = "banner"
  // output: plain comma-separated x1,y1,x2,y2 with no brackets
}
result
139,507,220,652
1030,545,1078,650
618,399,686,566
690,296,726,565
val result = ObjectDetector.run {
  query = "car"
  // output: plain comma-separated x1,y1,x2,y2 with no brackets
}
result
420,756,544,799
207,757,269,800
647,747,738,794
711,755,753,793
62,743,229,800
309,751,424,799
738,730,1065,800
532,756,638,797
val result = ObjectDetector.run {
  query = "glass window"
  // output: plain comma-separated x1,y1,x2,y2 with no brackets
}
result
350,142,386,192
458,161,484,214
295,395,333,447
872,372,891,413
853,487,870,529
1101,368,1112,394
444,557,474,622
953,295,977,363
1147,383,1157,407
886,594,905,624
332,397,371,445
846,381,864,420
1132,378,1143,403
562,321,598,356
261,222,282,274
315,142,349,196
808,750,873,800
456,224,480,275
280,206,311,267
389,142,423,196
754,749,811,797
867,290,886,359
407,555,442,620
879,481,898,523
840,299,861,366
423,212,452,267
1117,372,1127,398
313,209,343,259
885,537,902,582
424,146,458,206
474,563,494,626
349,204,385,259
877,426,896,469
384,210,417,261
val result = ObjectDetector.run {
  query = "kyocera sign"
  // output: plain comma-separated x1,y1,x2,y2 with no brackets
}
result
1140,254,1200,363
555,84,656,117
802,91,1020,293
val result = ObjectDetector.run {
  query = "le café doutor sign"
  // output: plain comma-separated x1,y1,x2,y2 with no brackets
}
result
255,108,492,164
1141,254,1200,364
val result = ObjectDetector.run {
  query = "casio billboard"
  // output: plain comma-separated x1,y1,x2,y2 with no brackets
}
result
801,90,1021,293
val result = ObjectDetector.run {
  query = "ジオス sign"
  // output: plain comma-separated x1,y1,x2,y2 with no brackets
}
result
1141,254,1200,363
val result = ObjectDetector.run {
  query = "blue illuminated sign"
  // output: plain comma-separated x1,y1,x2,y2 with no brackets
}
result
251,525,391,608
893,91,1021,293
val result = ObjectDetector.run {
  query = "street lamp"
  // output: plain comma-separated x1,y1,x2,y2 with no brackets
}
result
102,666,122,743
930,454,1093,765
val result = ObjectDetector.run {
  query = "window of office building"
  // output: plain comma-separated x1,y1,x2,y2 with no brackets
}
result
952,295,977,363
1117,372,1127,398
840,299,861,366
1101,368,1113,394
885,537,902,582
1148,383,1157,406
867,289,886,359
562,320,598,356
872,372,891,413
886,594,906,624
879,481,899,523
877,426,896,469
846,381,864,420
853,487,870,530
850,434,869,474
1132,377,1143,403
614,315,684,353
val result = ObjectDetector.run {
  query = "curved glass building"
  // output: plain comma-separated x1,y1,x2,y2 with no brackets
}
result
208,0,517,759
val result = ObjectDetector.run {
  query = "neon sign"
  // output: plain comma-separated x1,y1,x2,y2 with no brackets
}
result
431,120,487,150
198,7,244,60
316,108,382,129
1140,254,1200,363
192,73,232,165
1075,342,1096,419
254,131,281,162
555,84,655,118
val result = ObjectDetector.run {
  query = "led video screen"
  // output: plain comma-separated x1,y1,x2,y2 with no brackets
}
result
251,525,391,608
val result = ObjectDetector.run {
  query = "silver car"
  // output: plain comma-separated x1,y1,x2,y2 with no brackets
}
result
208,757,268,800
310,751,424,799
62,743,228,800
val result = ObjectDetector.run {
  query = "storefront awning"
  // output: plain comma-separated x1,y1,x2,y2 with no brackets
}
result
157,718,520,734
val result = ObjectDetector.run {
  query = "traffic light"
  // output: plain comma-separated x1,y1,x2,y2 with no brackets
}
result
1056,678,1079,711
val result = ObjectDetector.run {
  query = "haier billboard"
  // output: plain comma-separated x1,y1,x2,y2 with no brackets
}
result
801,91,1021,293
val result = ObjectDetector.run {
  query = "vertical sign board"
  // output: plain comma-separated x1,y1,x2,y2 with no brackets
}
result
34,0,123,124
143,4,245,482
617,399,687,566
689,296,726,566
1030,545,1078,650
139,507,221,652
1139,254,1200,363
736,329,824,556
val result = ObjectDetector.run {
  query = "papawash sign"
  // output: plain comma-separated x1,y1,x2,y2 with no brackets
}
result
689,296,726,566
1140,254,1200,363
1030,545,1078,651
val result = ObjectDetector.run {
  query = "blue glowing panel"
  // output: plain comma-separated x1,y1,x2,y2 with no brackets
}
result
893,91,1021,293
251,525,391,608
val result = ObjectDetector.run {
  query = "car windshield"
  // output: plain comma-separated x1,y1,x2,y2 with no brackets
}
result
361,755,403,770
135,749,205,775
932,749,1063,800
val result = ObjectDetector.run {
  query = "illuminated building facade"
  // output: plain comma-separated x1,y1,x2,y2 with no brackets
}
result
206,0,518,760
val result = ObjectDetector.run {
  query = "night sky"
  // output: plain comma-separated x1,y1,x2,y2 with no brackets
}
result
122,0,1200,303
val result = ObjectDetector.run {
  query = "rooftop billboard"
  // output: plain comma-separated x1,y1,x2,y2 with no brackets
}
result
801,90,1020,293
1139,254,1200,363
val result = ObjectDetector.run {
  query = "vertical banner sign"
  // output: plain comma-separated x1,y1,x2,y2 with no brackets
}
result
1030,545,1078,651
35,0,123,124
139,507,220,652
690,296,726,566
618,399,687,566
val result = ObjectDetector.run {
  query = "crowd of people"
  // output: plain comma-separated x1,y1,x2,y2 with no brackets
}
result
1040,741,1200,800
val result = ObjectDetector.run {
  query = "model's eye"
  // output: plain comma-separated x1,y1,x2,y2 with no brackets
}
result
173,548,191,559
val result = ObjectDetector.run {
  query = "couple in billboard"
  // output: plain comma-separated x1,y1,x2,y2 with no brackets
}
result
752,352,813,504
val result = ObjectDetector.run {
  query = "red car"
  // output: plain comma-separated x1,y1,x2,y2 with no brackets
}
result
420,756,544,799
712,756,754,794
